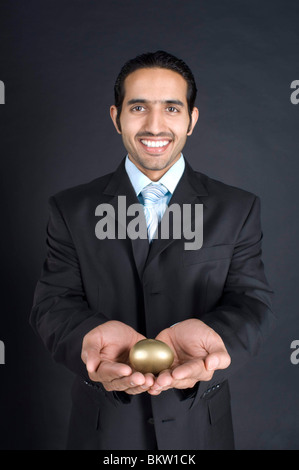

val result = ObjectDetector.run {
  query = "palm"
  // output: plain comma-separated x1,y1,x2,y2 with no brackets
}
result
156,319,215,369
96,321,145,365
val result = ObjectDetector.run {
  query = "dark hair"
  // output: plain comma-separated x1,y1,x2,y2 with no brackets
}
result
114,50,197,131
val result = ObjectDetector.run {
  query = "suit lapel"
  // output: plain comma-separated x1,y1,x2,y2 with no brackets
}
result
145,160,209,268
103,158,150,279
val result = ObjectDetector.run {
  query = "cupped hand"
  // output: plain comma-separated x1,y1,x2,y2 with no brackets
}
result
81,321,155,394
148,319,231,395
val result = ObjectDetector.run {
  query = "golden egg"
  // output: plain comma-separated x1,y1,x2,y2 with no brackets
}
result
129,339,174,375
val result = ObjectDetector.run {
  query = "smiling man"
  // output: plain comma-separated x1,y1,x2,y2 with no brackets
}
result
30,51,274,450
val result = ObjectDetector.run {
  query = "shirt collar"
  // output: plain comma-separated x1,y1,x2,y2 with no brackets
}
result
125,154,185,196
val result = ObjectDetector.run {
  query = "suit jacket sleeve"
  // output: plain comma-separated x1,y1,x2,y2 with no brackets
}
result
30,196,109,381
194,195,275,402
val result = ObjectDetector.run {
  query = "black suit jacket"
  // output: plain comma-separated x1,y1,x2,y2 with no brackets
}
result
30,158,275,450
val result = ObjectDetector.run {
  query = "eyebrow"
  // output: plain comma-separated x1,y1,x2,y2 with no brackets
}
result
126,99,185,107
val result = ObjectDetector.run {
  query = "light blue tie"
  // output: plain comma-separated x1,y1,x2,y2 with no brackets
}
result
141,183,168,242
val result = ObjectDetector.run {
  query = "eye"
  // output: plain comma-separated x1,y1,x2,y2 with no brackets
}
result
131,105,146,112
166,106,179,113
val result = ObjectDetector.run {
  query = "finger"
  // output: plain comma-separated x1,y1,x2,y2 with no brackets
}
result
205,350,231,371
164,378,198,390
143,373,156,388
95,360,132,382
102,374,141,392
153,369,173,389
146,370,174,395
147,388,163,396
108,374,152,394
129,372,155,387
125,382,152,395
106,370,148,392
148,376,200,393
83,348,101,374
171,359,206,381
125,386,147,395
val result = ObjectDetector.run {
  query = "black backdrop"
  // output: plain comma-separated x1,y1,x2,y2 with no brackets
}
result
0,0,298,450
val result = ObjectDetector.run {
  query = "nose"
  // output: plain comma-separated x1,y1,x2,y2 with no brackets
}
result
144,109,166,135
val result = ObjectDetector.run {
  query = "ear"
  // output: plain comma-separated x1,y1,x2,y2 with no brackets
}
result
110,105,122,134
187,106,199,136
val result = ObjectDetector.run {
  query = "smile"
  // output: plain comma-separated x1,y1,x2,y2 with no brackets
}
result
140,139,170,148
139,139,172,155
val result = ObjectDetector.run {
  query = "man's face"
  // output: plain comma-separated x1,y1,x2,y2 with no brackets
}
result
110,68,198,180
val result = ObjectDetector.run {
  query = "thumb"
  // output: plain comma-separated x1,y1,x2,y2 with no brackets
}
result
205,350,231,371
82,348,101,373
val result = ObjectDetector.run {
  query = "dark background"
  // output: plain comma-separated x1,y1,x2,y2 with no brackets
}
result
0,0,298,450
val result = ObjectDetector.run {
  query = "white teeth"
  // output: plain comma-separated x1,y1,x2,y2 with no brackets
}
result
141,140,169,148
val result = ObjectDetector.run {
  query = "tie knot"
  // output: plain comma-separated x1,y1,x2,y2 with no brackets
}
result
141,183,168,207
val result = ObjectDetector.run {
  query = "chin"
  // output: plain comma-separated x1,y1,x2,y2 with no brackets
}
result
142,161,170,172
141,155,174,169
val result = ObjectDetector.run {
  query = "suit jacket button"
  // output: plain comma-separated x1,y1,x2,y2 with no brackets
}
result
148,417,155,425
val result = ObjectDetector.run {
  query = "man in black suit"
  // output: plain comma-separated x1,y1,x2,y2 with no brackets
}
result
30,51,275,450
